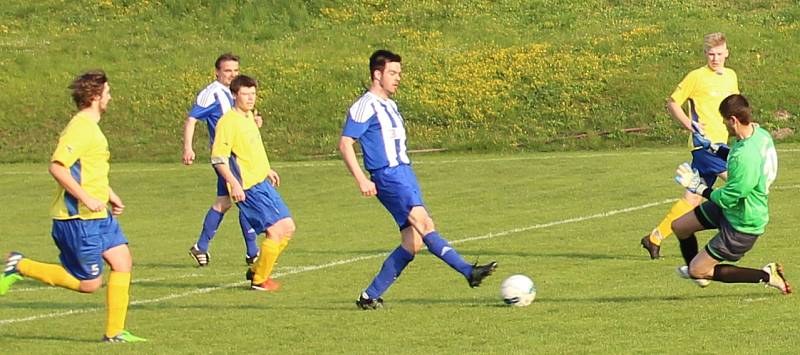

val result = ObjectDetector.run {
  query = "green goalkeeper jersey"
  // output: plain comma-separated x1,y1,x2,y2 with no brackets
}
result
710,126,777,234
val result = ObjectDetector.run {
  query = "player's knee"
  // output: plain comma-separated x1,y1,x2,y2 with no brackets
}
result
214,199,233,212
671,220,684,237
401,240,423,255
688,265,710,279
78,279,102,293
417,217,435,236
683,193,702,206
280,220,296,238
285,221,296,237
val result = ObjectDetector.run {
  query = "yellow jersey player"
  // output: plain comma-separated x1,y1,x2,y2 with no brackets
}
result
0,71,145,342
183,53,261,267
210,75,295,292
641,32,739,259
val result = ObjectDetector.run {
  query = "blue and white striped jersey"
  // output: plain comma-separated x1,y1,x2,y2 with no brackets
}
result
189,80,234,145
342,91,410,172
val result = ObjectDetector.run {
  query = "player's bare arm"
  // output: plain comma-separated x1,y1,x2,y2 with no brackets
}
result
253,109,263,128
108,188,125,216
338,136,376,197
665,98,697,132
267,169,280,187
48,161,105,212
182,116,199,165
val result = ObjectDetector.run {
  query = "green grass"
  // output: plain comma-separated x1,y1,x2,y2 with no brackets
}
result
2,147,800,353
1,0,799,162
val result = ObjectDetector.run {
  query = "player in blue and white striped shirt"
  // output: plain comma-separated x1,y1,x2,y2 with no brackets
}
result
339,50,498,310
182,53,259,267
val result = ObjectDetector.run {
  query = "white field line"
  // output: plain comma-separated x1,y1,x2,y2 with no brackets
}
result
0,152,642,175
0,199,675,326
3,148,800,176
2,184,799,325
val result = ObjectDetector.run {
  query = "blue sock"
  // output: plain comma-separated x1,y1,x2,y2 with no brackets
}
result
423,231,472,278
238,210,259,258
365,246,414,299
196,208,224,252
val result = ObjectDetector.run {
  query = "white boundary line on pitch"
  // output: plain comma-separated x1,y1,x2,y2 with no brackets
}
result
10,183,800,295
3,184,800,325
2,148,800,175
0,151,651,176
0,198,676,326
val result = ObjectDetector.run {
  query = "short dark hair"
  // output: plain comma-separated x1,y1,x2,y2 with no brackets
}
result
230,75,257,94
68,70,107,109
215,53,240,70
719,94,752,124
369,49,402,80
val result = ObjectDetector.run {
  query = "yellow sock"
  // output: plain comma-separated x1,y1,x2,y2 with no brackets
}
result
278,238,290,254
252,239,280,284
17,259,80,291
650,198,695,246
105,271,131,338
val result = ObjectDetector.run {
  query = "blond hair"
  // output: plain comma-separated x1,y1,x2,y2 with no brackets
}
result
703,32,727,52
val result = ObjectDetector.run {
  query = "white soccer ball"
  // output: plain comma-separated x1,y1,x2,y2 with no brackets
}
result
500,274,536,307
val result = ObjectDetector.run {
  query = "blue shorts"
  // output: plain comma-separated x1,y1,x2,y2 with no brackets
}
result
371,164,425,230
215,168,229,197
51,215,128,280
691,149,727,187
236,179,292,234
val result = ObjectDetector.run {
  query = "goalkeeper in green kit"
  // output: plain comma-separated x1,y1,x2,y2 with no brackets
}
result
671,94,791,294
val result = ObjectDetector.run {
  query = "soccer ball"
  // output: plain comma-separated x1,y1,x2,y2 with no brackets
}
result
500,274,536,307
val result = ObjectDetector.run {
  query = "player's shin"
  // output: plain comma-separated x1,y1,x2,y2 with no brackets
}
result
711,264,768,283
422,232,472,277
251,239,280,284
365,245,414,299
238,211,259,259
678,234,699,266
17,259,80,291
197,208,224,251
105,271,131,338
652,199,694,245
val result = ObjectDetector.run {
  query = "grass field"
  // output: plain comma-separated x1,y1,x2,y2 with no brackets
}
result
1,147,799,353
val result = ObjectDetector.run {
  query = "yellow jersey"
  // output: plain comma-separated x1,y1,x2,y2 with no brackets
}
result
670,66,739,148
211,110,271,190
50,113,110,220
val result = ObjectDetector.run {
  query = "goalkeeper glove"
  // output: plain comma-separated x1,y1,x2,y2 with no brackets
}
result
691,121,728,157
675,162,708,195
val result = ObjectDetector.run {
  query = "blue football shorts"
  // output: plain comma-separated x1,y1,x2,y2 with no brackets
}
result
371,164,425,230
691,148,727,187
215,169,229,197
236,179,292,235
51,214,128,280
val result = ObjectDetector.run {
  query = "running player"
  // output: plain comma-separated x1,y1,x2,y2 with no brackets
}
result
211,75,294,292
0,70,146,342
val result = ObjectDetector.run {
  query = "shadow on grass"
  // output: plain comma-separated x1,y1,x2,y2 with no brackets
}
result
2,333,98,344
527,291,774,304
458,250,648,261
0,302,96,310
